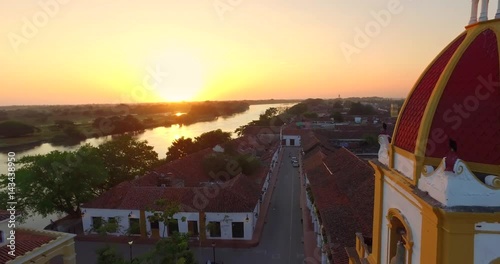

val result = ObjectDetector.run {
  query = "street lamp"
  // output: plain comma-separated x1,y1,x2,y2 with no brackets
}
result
211,242,216,264
128,241,133,262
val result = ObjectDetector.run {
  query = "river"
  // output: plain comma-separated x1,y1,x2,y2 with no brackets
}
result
0,103,292,229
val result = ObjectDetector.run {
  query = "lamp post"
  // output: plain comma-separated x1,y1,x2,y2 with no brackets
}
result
128,241,133,262
211,242,216,264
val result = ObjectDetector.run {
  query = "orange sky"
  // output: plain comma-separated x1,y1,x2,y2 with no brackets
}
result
0,1,485,105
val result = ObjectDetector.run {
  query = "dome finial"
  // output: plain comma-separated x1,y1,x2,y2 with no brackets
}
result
479,0,490,21
470,0,497,24
470,0,480,24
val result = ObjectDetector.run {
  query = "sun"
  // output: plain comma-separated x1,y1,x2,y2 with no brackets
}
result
153,50,205,102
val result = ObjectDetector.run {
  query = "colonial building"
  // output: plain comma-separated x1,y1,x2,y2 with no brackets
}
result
81,135,280,242
349,2,500,263
0,211,76,264
303,145,374,264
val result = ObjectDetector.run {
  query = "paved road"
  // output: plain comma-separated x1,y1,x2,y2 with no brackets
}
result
74,147,304,264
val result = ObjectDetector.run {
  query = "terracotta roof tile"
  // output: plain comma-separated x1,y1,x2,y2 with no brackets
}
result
304,146,374,264
0,230,56,263
394,33,466,152
0,210,10,222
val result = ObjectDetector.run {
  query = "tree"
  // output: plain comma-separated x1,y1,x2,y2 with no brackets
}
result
303,112,318,118
234,124,248,137
286,103,308,115
97,135,158,189
348,102,375,115
0,145,108,218
146,199,184,238
0,121,37,138
237,154,261,175
166,137,197,162
332,100,343,110
149,232,196,264
166,129,232,162
259,107,279,121
331,111,344,122
195,129,231,150
96,245,126,264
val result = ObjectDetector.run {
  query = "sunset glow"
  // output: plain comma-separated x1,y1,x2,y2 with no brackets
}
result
0,1,490,105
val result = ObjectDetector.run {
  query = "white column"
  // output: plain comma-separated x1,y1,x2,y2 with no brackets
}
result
470,0,480,24
496,0,500,18
479,0,490,21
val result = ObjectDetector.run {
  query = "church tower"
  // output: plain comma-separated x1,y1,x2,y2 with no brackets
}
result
351,1,500,263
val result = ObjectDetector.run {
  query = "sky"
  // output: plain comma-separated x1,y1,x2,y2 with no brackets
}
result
0,0,492,105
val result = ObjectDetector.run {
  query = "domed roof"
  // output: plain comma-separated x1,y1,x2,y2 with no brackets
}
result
393,19,500,174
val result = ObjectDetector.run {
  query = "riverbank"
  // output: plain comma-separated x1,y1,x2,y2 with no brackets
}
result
0,101,255,150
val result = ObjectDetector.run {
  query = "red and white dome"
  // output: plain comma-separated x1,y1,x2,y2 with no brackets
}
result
392,20,500,176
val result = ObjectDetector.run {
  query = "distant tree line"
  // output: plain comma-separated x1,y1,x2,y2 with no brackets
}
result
348,101,376,115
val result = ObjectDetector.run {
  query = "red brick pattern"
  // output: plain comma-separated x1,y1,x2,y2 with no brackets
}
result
304,146,374,264
426,29,500,164
394,34,466,152
0,230,56,263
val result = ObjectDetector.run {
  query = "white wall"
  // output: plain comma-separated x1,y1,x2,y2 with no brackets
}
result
283,135,301,146
0,220,9,247
393,152,414,181
380,176,423,264
205,212,254,240
81,208,140,235
475,222,500,263
144,211,199,238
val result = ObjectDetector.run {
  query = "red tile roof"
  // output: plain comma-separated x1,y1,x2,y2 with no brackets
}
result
0,230,56,263
304,147,374,264
0,210,10,222
394,33,466,152
84,136,273,213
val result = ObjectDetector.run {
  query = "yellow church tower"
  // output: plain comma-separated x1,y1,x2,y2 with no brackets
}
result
351,1,500,263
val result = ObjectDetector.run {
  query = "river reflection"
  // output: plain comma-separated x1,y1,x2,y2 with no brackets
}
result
0,103,292,229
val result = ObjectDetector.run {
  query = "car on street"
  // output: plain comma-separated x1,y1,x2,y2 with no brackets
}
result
292,160,299,167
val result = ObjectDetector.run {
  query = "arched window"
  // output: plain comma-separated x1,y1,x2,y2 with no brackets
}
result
386,208,413,264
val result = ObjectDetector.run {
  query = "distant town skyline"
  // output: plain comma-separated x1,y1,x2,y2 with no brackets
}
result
0,1,488,105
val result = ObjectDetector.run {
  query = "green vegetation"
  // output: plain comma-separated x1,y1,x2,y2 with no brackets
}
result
331,111,344,122
347,101,376,115
96,245,127,264
146,199,185,238
0,145,107,218
202,152,261,177
166,129,231,162
235,107,286,136
98,135,158,189
0,121,37,138
0,136,158,219
303,112,318,118
96,200,196,264
0,101,250,149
